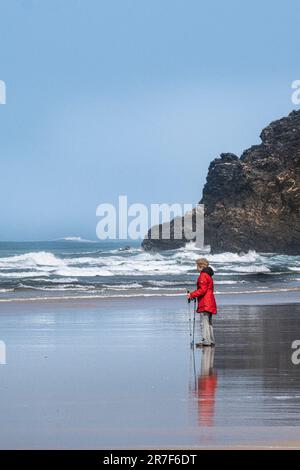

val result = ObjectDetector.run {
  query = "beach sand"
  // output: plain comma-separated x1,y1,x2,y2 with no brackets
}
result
0,294,300,449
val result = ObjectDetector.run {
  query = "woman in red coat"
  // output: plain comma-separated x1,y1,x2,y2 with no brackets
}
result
187,258,217,347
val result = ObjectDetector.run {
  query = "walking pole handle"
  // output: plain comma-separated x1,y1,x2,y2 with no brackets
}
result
187,290,191,304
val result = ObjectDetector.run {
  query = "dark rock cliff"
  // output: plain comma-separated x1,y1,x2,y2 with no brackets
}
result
142,110,300,254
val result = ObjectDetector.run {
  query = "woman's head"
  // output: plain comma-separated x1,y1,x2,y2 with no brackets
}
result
196,258,209,272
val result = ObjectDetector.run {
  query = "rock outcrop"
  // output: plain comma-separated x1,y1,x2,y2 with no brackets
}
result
142,110,300,254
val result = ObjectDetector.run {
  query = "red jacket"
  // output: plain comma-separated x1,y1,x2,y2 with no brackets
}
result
190,269,217,314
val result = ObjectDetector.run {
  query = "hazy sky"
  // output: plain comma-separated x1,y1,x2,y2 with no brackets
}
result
0,0,299,240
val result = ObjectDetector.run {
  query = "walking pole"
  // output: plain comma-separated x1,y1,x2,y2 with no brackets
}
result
187,291,192,346
192,343,197,391
192,298,196,349
187,291,197,349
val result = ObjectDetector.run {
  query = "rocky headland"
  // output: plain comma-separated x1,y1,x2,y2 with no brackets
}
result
142,110,300,254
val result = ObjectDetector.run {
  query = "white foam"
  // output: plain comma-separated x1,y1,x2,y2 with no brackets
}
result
17,283,95,292
0,271,50,278
55,267,114,277
145,287,181,291
0,251,65,268
273,395,300,400
102,283,143,289
225,265,270,273
207,250,264,263
171,249,264,265
31,277,79,284
214,280,239,285
148,280,184,286
218,287,300,295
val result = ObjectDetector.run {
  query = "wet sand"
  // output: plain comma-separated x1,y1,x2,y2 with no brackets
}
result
0,295,300,449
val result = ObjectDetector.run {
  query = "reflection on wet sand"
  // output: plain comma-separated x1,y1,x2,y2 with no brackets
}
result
197,348,217,426
190,348,217,426
1,299,300,448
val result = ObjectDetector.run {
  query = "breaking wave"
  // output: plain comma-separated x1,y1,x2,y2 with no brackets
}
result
0,241,299,300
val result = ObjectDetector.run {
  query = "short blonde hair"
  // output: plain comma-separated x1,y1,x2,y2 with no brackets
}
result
196,258,209,270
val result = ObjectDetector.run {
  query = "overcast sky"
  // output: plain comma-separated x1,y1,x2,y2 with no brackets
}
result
0,0,299,240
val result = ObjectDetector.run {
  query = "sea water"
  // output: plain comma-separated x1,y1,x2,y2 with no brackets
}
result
0,239,299,301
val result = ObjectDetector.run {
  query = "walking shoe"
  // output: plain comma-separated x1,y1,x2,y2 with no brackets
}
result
195,342,204,348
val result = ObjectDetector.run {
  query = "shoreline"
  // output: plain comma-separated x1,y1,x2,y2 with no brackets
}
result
0,288,300,306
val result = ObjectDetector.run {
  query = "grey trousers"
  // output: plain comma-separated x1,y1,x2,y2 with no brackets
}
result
201,312,215,345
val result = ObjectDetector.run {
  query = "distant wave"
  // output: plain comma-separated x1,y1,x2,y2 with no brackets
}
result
55,237,97,243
